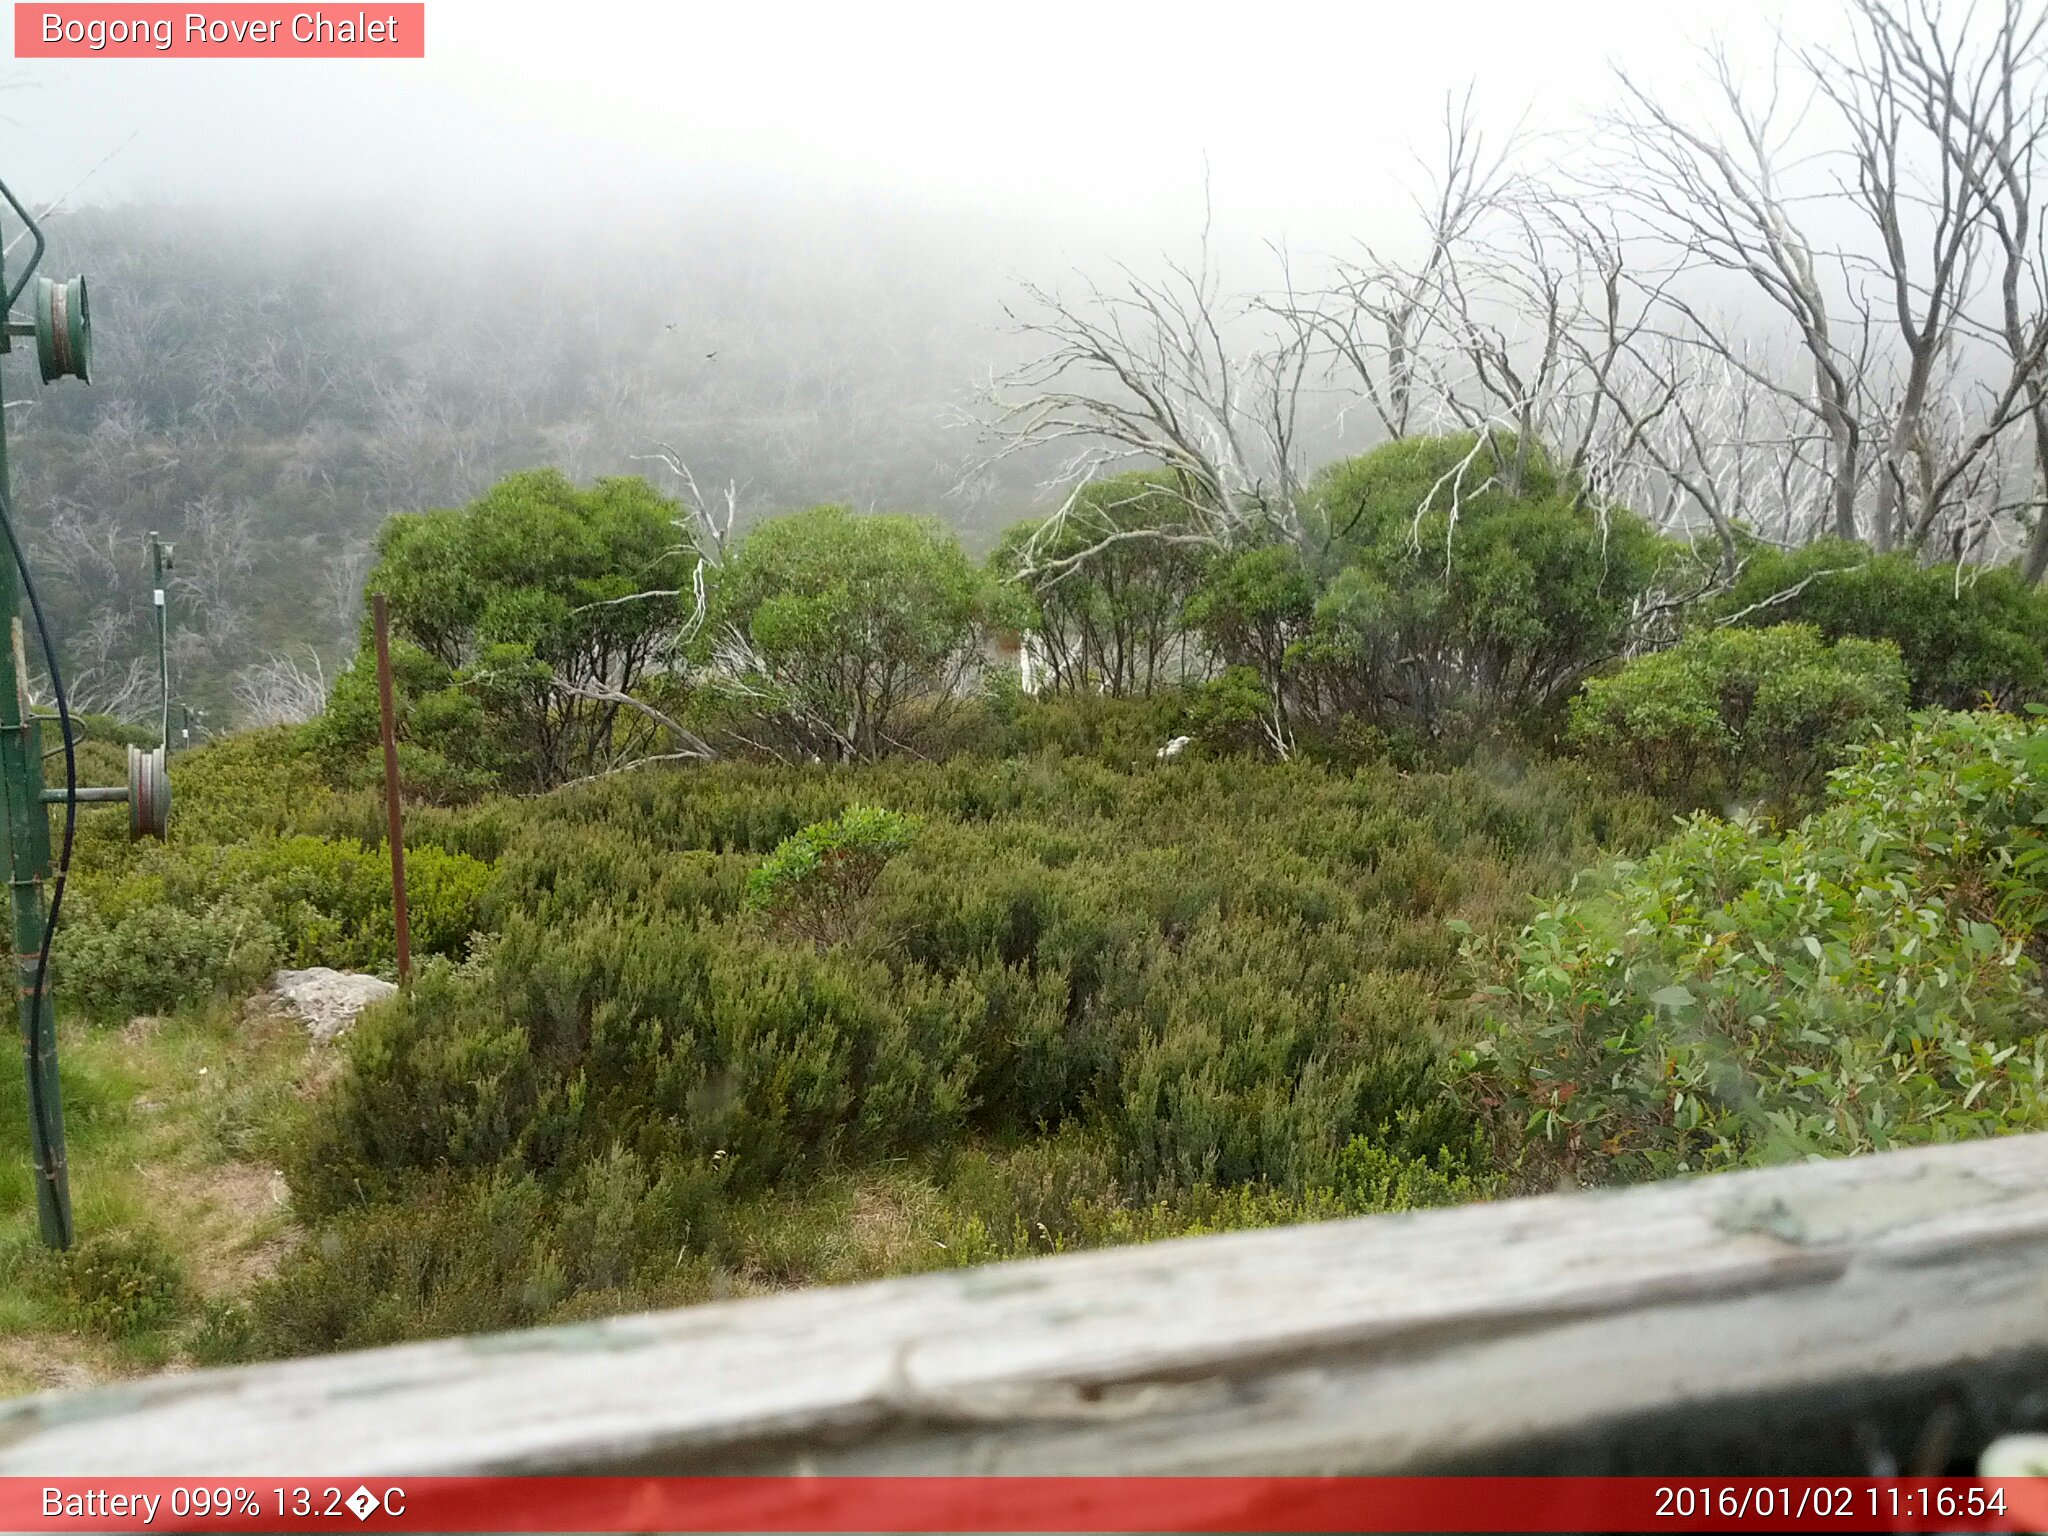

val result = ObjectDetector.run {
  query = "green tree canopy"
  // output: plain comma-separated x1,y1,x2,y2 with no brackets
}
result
319,469,692,794
992,472,1210,698
710,505,994,759
1295,435,1672,735
1710,538,2048,710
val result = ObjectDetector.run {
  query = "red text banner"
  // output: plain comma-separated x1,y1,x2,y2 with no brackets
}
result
5,1476,2048,1533
14,5,424,57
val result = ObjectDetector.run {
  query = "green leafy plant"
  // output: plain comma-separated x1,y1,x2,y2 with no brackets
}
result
1568,624,1909,814
745,805,919,948
1465,710,2048,1188
709,506,995,760
1712,539,2048,709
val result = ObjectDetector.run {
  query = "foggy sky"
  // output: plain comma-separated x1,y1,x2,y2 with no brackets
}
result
2,0,1837,254
0,0,2013,726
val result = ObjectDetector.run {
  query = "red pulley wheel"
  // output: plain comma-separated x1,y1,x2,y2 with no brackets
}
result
127,744,169,840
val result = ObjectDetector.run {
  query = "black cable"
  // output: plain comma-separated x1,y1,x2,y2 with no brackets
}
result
0,484,76,1247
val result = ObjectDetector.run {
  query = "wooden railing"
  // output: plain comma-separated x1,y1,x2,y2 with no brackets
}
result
5,1133,2048,1475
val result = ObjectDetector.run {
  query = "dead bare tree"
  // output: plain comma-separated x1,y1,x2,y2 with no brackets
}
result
1843,0,2048,577
232,647,330,727
1602,45,1877,545
1291,91,1520,445
171,494,256,654
1593,3,2048,572
979,191,1316,575
62,652,156,722
1804,0,2044,554
629,441,745,644
324,536,374,642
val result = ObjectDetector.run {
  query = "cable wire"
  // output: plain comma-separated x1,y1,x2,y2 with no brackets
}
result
0,483,76,1246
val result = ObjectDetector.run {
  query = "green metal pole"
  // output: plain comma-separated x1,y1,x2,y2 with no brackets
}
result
0,243,70,1249
150,533,170,751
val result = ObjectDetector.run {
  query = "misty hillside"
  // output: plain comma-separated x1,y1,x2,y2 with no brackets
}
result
9,195,1086,723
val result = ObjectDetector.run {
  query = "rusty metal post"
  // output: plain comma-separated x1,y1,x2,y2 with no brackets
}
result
372,594,412,985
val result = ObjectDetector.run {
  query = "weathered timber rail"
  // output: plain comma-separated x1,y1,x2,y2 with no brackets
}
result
5,1134,2048,1475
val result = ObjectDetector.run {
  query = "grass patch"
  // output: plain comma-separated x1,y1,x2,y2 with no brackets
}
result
0,1000,312,1394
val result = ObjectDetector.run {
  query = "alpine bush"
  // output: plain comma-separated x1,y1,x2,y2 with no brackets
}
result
1464,710,2048,1188
1296,435,1673,737
64,1228,189,1338
745,804,919,949
1568,624,1910,813
259,747,1660,1348
992,472,1210,697
1712,539,2048,709
708,505,997,760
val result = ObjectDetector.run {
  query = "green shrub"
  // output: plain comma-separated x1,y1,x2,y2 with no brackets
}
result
1183,544,1316,748
61,681,1671,1350
75,713,161,749
55,831,491,1018
1712,539,2048,709
1183,665,1278,756
1465,710,2048,1188
276,748,1654,1335
709,505,996,760
55,727,497,1021
250,1175,567,1353
250,1161,727,1355
745,805,920,948
64,1229,188,1337
978,693,1190,767
57,898,281,1018
1568,624,1910,813
1325,1132,1493,1211
315,469,695,795
228,835,493,968
56,727,332,895
187,1297,259,1365
992,471,1211,698
929,1125,1493,1262
1296,435,1674,737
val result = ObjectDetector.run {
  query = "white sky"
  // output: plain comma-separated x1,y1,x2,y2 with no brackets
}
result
1,0,1843,248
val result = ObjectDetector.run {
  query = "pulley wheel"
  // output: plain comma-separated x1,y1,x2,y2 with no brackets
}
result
127,744,170,841
35,275,90,384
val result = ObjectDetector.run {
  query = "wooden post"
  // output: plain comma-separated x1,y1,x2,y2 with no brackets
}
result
372,593,411,986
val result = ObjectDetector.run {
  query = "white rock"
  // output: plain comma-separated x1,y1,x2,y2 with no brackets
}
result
267,967,399,1044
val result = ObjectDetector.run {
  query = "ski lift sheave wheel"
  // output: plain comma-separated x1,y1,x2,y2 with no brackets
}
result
34,275,89,384
127,743,169,840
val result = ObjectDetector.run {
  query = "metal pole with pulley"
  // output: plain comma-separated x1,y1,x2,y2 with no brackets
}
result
0,175,170,1250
